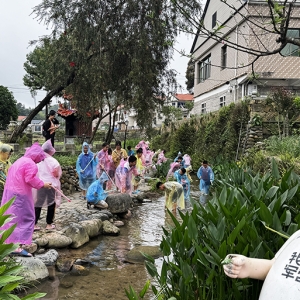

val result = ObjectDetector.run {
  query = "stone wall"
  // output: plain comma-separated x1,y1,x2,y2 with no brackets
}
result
60,166,80,195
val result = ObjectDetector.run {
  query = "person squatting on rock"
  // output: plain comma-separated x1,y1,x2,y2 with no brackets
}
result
42,110,60,147
197,160,214,205
156,181,185,213
222,230,300,299
174,167,191,205
0,143,13,202
112,140,128,168
33,140,62,231
115,155,138,195
86,172,109,209
1,143,52,257
76,142,98,200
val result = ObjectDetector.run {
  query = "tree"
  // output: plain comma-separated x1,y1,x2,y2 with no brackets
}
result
185,58,195,93
11,0,202,143
0,86,18,130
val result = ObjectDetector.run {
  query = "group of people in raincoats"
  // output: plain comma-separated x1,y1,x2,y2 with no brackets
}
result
1,141,60,257
76,140,146,210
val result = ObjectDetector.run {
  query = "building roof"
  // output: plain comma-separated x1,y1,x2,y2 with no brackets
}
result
31,120,44,124
174,94,194,101
17,116,27,121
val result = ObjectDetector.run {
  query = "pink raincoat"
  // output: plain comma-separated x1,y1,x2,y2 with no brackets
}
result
1,143,45,245
33,140,62,208
166,162,181,180
96,149,108,178
105,154,116,190
157,151,168,165
115,159,138,195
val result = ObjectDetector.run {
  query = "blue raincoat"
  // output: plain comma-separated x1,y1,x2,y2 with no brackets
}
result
174,169,191,201
197,166,214,195
76,142,98,190
86,173,108,204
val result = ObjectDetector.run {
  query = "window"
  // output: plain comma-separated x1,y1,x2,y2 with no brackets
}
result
198,55,211,83
201,103,206,114
212,12,217,28
220,96,226,108
221,45,227,69
280,29,300,57
35,125,41,132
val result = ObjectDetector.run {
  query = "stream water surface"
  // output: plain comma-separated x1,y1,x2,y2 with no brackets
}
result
25,180,201,300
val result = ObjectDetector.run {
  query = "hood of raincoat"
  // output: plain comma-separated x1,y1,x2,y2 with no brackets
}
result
81,142,92,154
42,139,56,156
24,142,46,163
0,143,13,153
99,172,109,184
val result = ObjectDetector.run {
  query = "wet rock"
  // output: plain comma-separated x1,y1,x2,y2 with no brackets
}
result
70,264,90,276
102,220,120,236
46,232,72,248
89,212,109,221
35,237,49,247
35,249,59,266
119,210,132,219
15,257,49,282
125,246,162,264
22,243,38,254
113,220,125,227
56,258,75,272
105,193,132,213
79,219,103,237
60,279,74,288
74,259,92,266
64,223,89,248
37,248,46,254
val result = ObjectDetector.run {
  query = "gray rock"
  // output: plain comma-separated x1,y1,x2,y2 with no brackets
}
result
113,220,125,227
15,257,49,282
35,237,49,247
46,231,72,248
60,279,74,288
102,220,120,236
64,223,89,248
105,193,132,213
35,249,59,266
125,246,162,264
90,212,109,221
79,219,103,237
22,243,38,254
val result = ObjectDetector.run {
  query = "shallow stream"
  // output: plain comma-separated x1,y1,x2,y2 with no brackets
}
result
25,179,201,300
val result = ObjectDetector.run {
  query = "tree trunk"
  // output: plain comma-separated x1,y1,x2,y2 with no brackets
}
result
277,112,281,139
9,72,75,143
106,108,117,143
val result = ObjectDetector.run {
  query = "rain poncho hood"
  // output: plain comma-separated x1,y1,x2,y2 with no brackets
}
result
24,142,46,163
0,143,13,153
42,139,56,156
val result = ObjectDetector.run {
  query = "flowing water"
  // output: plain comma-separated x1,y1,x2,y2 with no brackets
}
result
24,180,201,300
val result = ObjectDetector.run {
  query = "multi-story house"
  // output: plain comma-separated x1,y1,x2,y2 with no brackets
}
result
191,0,300,115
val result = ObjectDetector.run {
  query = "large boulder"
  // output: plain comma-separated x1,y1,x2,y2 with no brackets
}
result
102,220,120,236
64,223,89,248
46,231,72,248
35,249,59,266
105,193,132,213
125,245,162,264
79,219,103,238
15,257,49,282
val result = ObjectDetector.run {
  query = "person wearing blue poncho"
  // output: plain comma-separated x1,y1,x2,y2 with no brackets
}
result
86,173,109,209
76,142,98,200
174,167,191,204
197,160,214,205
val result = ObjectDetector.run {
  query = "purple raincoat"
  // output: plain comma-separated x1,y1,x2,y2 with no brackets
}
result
1,143,45,245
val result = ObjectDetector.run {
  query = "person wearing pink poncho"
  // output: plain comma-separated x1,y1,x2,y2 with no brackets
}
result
96,142,109,179
1,143,52,257
115,156,138,194
33,140,62,231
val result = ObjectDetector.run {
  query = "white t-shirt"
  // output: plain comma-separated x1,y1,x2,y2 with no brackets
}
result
259,230,300,299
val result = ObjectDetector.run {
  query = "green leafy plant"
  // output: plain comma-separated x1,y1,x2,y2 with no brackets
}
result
0,198,46,299
125,280,150,300
144,160,300,299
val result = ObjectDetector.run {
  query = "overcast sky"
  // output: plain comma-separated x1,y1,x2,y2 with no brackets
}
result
0,1,193,108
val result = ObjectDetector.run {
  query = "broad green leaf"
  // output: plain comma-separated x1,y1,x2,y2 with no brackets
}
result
227,217,246,245
139,280,150,298
265,186,279,199
259,202,273,225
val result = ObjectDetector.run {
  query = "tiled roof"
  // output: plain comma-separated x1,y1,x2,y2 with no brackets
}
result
17,116,27,121
174,94,194,101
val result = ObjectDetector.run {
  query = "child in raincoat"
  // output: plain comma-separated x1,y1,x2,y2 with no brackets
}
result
156,181,185,213
174,167,191,203
1,143,52,257
76,142,98,200
86,172,109,209
115,156,138,195
33,140,62,230
0,143,13,202
132,148,145,194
